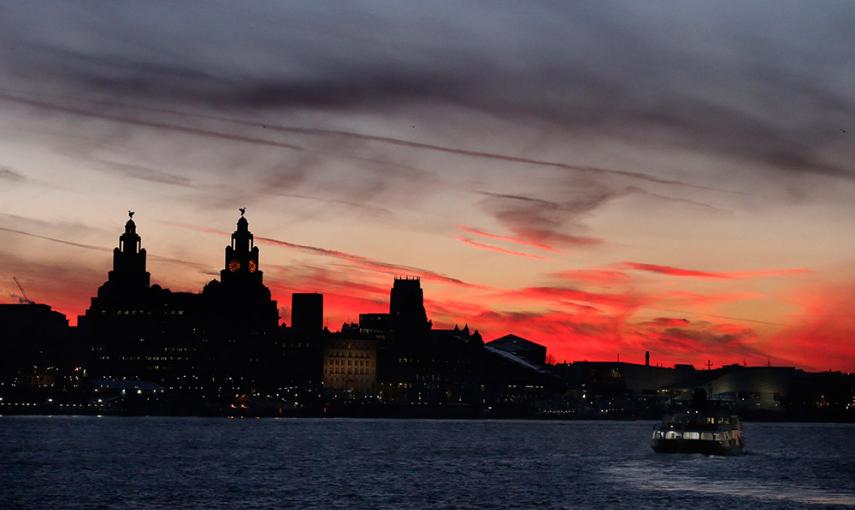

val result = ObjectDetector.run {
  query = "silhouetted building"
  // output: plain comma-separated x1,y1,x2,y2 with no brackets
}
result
558,361,683,395
483,344,561,413
292,293,323,335
389,276,430,339
703,366,797,411
359,313,389,339
281,293,325,390
378,325,484,406
79,214,200,385
0,303,72,384
200,212,279,392
486,334,547,366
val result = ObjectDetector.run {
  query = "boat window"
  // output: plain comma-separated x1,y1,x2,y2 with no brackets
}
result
700,432,713,441
683,432,700,440
665,431,681,440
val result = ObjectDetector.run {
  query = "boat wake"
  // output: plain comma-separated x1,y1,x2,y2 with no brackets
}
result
604,461,855,507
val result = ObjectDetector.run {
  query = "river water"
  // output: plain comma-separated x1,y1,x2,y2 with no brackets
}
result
1,417,853,509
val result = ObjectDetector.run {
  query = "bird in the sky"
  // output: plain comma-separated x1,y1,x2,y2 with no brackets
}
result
239,207,246,216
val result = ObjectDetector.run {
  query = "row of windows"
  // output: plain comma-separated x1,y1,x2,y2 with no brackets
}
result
325,375,375,383
101,310,185,316
92,346,191,353
327,352,372,359
102,356,191,362
327,368,373,376
328,358,372,367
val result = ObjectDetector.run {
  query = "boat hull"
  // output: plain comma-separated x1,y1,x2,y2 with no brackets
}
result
651,438,743,456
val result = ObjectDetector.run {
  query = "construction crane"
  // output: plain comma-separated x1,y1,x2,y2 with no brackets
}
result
12,277,34,304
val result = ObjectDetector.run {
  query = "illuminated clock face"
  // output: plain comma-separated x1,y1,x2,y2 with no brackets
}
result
228,259,240,272
248,260,257,273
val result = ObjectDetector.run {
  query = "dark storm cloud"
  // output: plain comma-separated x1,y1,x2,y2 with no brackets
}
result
1,1,853,188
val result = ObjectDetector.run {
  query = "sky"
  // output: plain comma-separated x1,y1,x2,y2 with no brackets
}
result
1,1,854,371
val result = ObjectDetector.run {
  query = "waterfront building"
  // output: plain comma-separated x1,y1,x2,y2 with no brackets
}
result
79,213,200,385
323,334,377,393
291,293,323,335
280,294,326,389
482,343,561,412
486,334,547,366
0,303,73,385
199,211,279,392
389,276,430,340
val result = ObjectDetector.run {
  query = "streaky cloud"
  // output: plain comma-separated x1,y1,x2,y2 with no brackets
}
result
164,221,481,288
460,226,559,252
456,237,545,260
623,262,811,280
0,88,728,192
0,92,304,151
0,225,206,269
0,165,26,182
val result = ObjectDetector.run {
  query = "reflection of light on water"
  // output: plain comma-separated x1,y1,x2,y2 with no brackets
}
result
604,461,855,507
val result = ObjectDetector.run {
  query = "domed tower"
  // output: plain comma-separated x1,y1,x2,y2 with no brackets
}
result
200,209,279,390
82,211,201,383
202,208,278,331
220,208,263,286
101,211,150,298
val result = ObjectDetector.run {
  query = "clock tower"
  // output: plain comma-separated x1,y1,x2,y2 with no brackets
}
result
201,209,278,332
200,209,279,389
220,209,263,285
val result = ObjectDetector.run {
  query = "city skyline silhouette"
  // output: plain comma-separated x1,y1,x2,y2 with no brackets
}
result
2,5,854,510
3,207,849,423
1,3,854,375
0,204,850,372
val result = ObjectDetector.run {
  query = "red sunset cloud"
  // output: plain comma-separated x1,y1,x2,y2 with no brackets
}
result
622,262,811,280
460,226,559,252
551,268,631,286
456,237,545,259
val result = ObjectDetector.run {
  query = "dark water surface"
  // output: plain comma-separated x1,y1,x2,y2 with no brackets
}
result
1,417,854,509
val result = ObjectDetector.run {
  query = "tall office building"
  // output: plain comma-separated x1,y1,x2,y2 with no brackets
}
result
291,293,323,334
389,276,429,338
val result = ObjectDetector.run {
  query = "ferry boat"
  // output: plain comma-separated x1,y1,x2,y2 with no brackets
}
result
651,410,745,455
651,389,745,455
